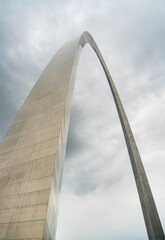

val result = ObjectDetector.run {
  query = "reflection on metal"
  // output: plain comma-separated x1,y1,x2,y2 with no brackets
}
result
0,32,164,240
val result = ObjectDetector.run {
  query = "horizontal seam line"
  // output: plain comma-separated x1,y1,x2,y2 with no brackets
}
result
0,186,52,199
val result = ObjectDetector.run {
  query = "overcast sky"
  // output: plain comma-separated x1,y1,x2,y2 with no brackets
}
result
0,0,165,239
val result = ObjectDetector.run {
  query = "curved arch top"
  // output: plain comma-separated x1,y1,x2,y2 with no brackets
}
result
0,32,164,240
54,31,165,239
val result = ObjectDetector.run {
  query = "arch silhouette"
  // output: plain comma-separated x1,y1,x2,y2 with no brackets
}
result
0,32,164,240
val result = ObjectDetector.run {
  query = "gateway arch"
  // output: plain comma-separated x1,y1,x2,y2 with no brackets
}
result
0,32,164,240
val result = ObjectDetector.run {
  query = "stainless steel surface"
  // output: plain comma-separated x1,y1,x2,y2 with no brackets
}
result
0,32,164,239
